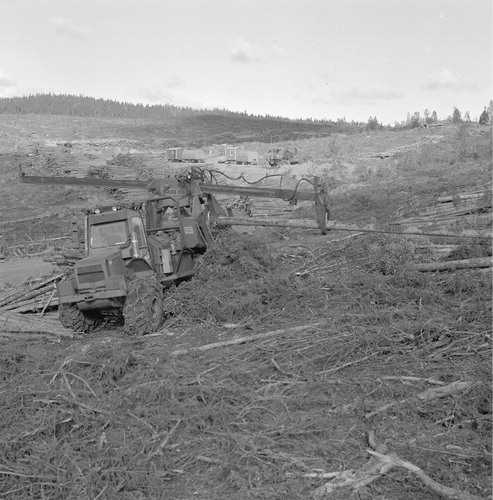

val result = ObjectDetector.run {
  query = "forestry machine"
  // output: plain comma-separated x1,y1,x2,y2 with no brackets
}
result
19,166,330,334
266,148,298,168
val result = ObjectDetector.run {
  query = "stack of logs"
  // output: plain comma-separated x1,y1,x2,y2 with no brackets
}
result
392,184,492,237
0,273,72,340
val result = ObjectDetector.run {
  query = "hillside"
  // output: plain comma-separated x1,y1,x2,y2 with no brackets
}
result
0,94,338,146
0,114,491,500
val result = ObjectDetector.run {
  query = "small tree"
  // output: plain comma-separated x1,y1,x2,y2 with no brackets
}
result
424,108,430,123
463,111,471,122
366,116,380,131
431,110,438,123
452,107,462,124
479,107,489,125
410,111,420,128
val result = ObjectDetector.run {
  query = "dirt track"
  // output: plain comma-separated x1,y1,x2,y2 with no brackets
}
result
0,257,55,288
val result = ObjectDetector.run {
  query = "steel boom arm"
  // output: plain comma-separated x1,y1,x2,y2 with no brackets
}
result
19,170,323,202
19,169,330,233
19,172,149,189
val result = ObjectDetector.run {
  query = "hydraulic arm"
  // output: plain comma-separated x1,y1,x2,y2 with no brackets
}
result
19,167,331,233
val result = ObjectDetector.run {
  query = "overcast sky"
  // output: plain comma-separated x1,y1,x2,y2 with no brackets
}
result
0,0,491,124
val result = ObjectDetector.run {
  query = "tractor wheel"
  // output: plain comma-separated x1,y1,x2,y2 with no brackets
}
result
59,304,97,333
123,276,164,335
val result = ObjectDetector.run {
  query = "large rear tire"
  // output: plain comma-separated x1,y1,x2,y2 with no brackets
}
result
123,276,164,335
59,304,97,334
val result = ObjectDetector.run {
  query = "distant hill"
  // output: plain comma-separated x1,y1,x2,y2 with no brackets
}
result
0,94,360,145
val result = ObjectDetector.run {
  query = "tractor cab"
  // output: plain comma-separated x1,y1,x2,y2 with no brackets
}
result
86,207,149,262
58,207,154,311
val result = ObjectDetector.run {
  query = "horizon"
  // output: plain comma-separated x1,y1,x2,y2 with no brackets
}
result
2,92,488,127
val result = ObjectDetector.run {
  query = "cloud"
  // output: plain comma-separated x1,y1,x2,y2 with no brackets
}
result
162,75,186,90
269,44,285,58
139,77,187,103
423,68,479,91
0,70,14,89
138,83,202,109
333,87,404,105
0,76,14,88
139,86,178,104
50,17,90,41
230,37,260,63
317,71,339,85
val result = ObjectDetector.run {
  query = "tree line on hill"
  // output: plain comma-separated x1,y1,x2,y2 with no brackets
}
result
1,94,490,140
0,93,335,126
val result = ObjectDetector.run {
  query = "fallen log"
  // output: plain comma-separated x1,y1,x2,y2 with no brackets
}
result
0,211,65,227
0,273,63,309
0,311,72,338
395,211,492,224
216,216,493,239
1,286,54,309
43,249,84,265
437,191,490,203
3,235,70,250
405,257,492,272
6,296,59,314
170,322,323,357
417,204,491,216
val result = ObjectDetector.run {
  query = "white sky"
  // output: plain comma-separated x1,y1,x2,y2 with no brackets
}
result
0,0,491,124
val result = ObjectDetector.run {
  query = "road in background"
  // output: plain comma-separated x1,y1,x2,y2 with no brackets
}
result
0,258,55,288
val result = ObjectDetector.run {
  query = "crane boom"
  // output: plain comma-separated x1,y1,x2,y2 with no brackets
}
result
19,167,330,233
19,170,321,201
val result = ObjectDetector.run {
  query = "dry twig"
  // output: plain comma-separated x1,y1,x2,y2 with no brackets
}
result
367,450,484,500
365,380,475,419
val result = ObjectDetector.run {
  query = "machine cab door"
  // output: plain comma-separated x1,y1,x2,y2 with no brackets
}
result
129,216,150,260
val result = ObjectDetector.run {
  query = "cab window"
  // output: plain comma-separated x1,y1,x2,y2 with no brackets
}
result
90,221,128,248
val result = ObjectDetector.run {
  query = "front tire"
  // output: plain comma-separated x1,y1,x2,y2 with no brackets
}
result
59,304,97,333
123,276,164,335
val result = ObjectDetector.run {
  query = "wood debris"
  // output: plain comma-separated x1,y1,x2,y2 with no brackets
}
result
0,273,63,314
405,256,492,272
0,311,72,340
365,380,476,419
369,135,444,158
312,431,484,500
366,450,484,500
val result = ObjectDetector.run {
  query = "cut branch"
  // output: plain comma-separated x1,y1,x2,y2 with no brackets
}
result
170,322,323,357
365,380,475,418
312,431,483,500
368,450,484,500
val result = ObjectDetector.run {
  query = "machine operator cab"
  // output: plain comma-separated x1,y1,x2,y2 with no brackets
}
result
86,208,149,262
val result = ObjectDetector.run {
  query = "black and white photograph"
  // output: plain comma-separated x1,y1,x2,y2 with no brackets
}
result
0,0,491,498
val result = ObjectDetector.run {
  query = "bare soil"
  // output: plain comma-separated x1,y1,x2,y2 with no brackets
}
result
0,115,491,499
0,257,55,288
